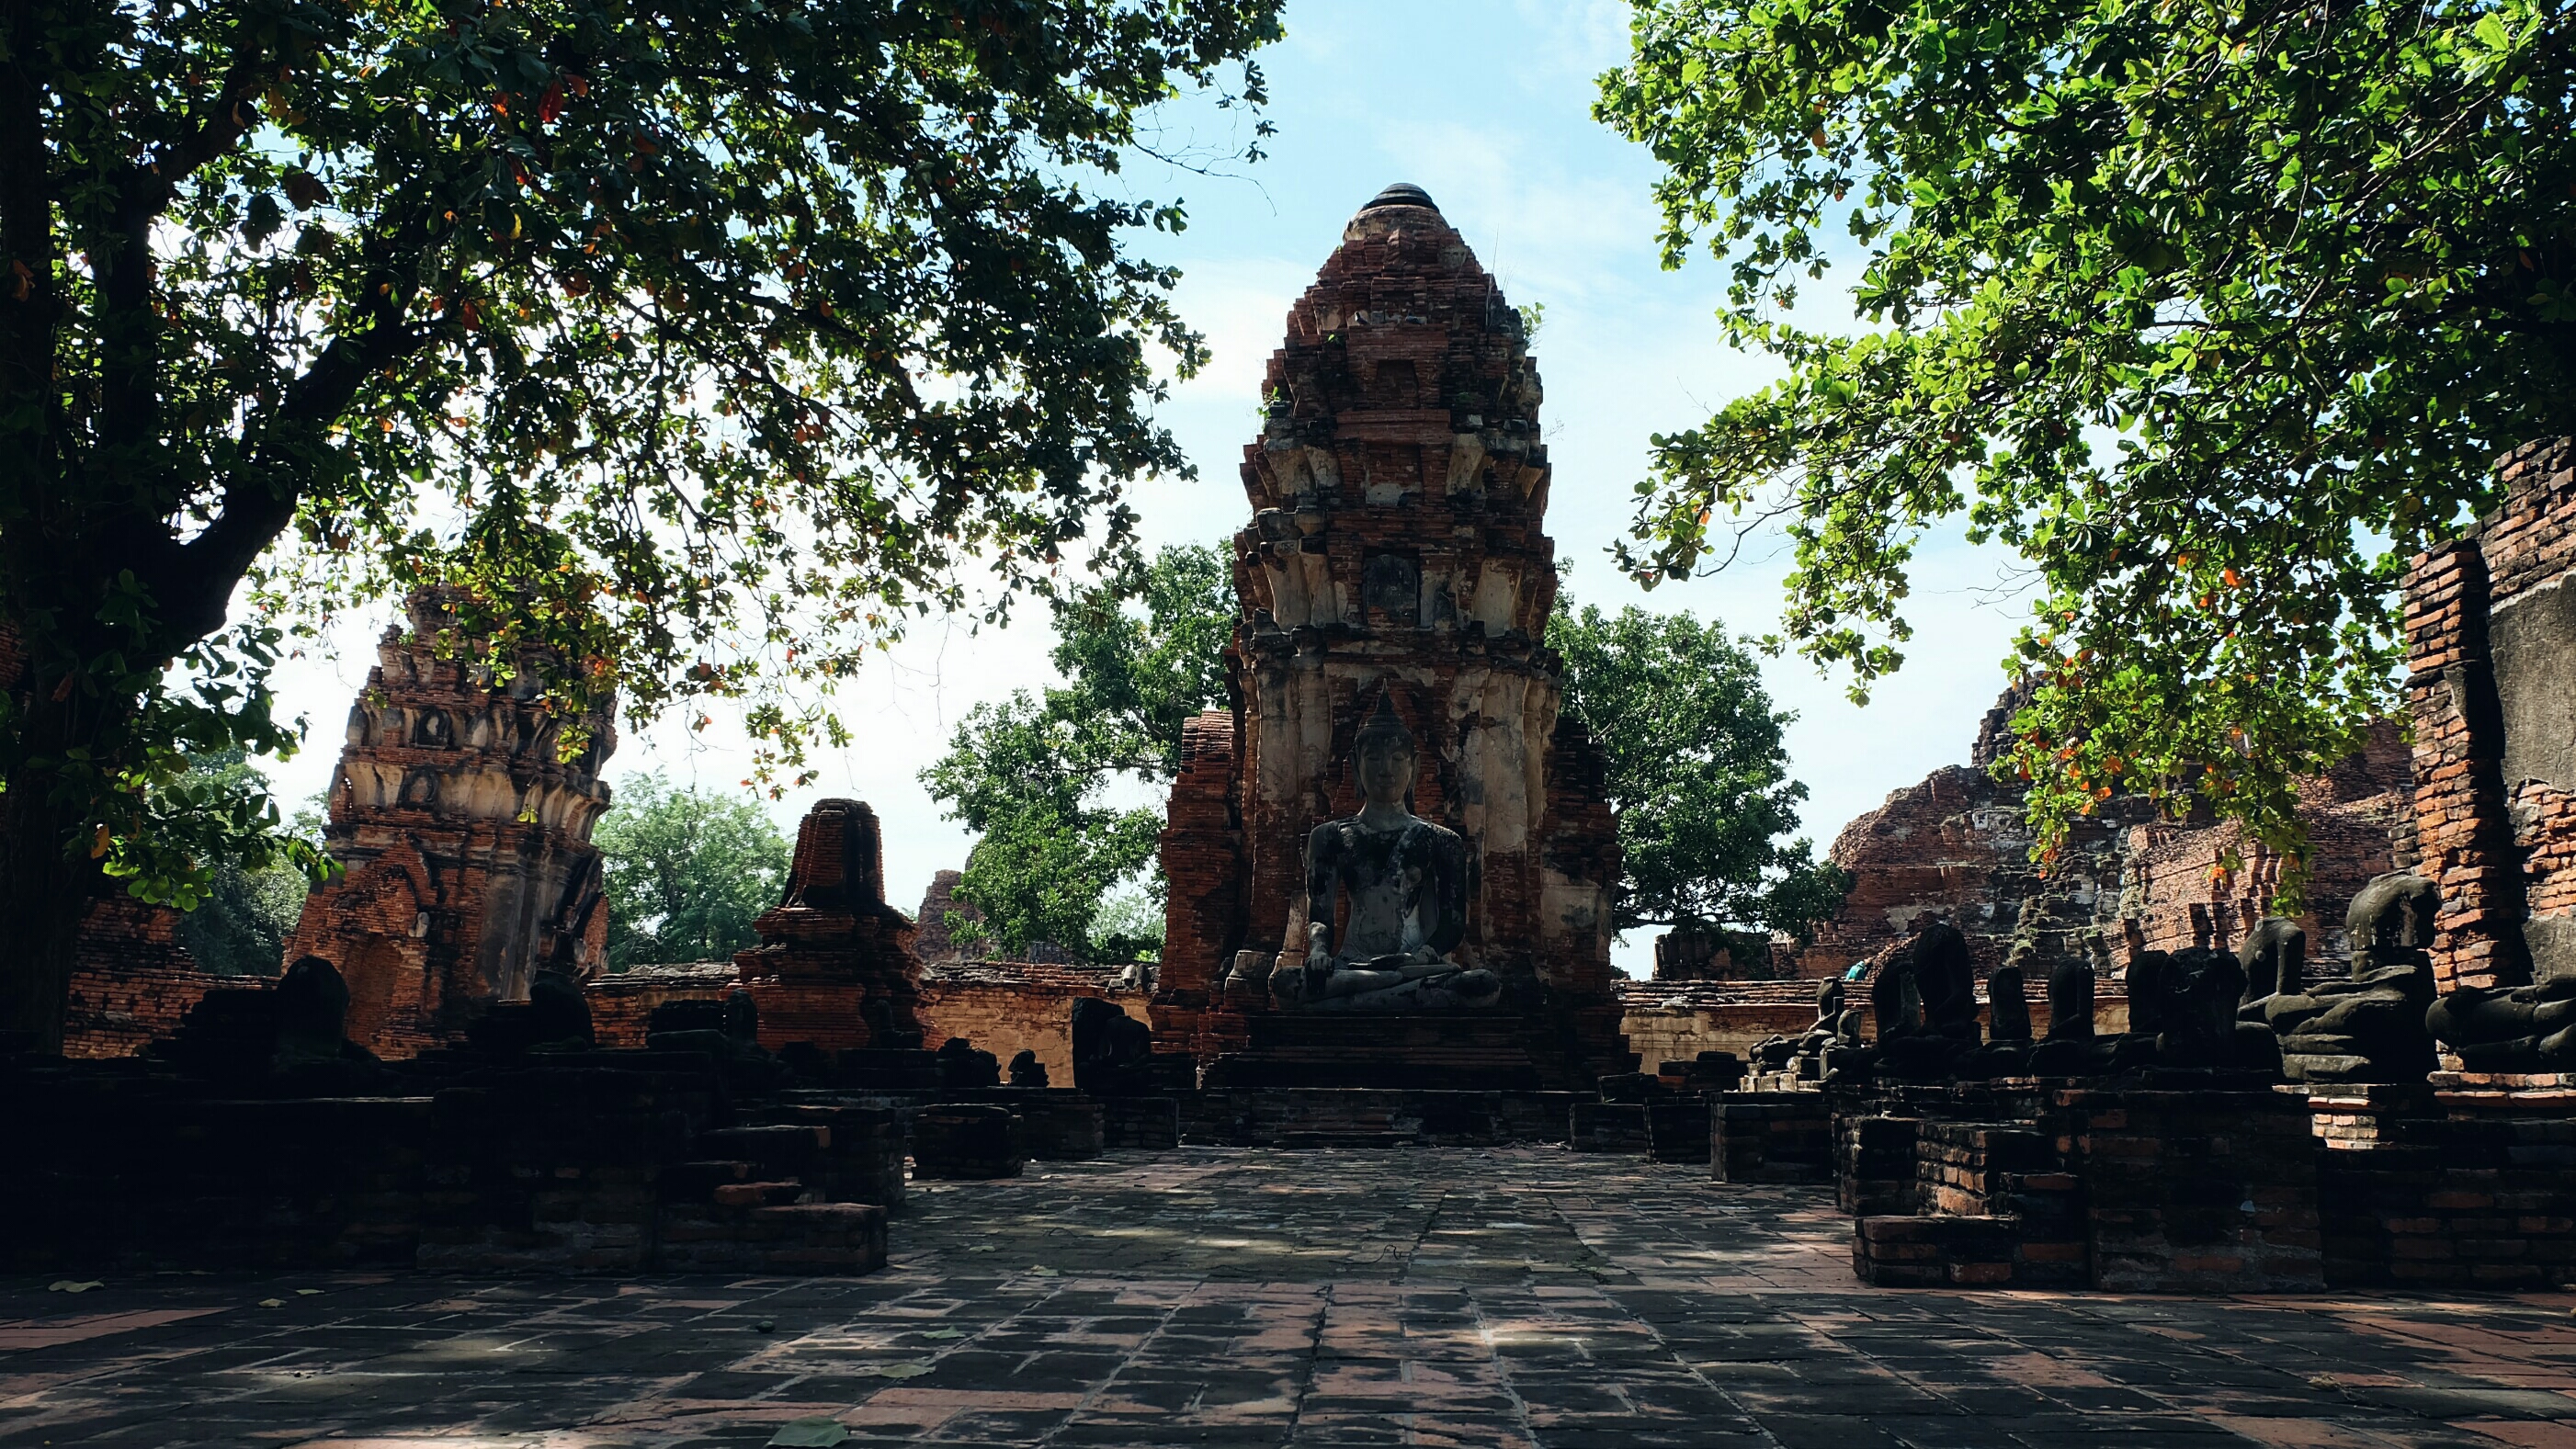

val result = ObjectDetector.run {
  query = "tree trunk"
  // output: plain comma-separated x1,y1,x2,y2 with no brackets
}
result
0,773,100,1052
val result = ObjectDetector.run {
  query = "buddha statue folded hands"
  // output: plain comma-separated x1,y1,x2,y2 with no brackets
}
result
1271,697,1502,1012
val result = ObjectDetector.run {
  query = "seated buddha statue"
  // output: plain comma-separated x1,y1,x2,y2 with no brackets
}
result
1270,696,1501,1012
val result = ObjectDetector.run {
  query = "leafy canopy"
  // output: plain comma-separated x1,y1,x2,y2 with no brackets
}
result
162,752,312,974
916,545,1226,962
2,0,1280,976
1547,601,1847,941
1596,0,2576,893
592,773,791,968
918,541,1231,962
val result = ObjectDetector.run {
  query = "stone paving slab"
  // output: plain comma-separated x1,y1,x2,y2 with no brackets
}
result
2,1148,2571,1448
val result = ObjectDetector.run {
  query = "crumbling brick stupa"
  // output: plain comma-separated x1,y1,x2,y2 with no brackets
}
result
281,590,615,1056
1152,183,1629,1086
731,798,930,1055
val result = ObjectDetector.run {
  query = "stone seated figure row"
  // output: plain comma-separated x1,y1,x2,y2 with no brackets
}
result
1763,867,2572,1085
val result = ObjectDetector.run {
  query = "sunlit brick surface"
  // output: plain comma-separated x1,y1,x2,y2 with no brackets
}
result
5,1149,2571,1447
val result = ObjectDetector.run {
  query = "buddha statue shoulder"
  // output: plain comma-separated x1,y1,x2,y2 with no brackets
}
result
1271,696,1501,1012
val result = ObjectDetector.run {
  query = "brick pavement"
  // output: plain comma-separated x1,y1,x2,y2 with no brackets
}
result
3,1149,2571,1448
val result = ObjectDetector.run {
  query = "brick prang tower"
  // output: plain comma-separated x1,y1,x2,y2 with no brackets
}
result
283,589,616,1055
1154,183,1629,1081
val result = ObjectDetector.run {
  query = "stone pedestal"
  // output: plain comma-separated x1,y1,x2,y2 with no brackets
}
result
911,1105,1023,1180
1201,1011,1572,1091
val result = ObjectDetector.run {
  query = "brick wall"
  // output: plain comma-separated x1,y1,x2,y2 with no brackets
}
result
917,962,1155,1085
2405,436,2576,997
2122,730,2411,960
1153,710,1245,1060
1615,978,2133,1068
62,897,243,1058
586,961,740,1047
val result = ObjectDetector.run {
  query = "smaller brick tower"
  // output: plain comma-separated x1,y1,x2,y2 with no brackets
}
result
732,799,928,1053
284,590,616,1056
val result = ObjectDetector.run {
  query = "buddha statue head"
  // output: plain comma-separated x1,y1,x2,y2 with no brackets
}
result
1354,696,1417,813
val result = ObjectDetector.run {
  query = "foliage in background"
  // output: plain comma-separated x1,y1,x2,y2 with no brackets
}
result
1,0,1281,1043
160,752,313,975
1548,602,1848,940
1598,0,2576,900
592,774,790,969
921,543,1233,962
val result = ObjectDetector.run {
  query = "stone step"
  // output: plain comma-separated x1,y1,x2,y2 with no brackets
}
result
1277,1130,1406,1149
659,1160,755,1200
698,1124,827,1173
710,1180,811,1208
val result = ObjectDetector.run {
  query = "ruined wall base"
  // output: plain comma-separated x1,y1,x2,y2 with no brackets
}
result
2309,1081,2576,1289
1828,1075,2576,1291
1201,1010,1604,1092
0,1053,901,1276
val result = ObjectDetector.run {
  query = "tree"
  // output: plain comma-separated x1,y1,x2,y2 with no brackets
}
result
1596,0,2576,897
920,542,1231,962
591,773,789,968
163,751,310,975
1547,601,1847,943
0,0,1282,1045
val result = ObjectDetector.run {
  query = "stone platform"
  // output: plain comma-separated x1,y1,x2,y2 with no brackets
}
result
5,1149,2570,1449
1200,1011,1579,1091
1183,1086,1577,1146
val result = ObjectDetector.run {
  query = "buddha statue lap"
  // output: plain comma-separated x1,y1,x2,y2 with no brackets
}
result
1270,698,1502,1013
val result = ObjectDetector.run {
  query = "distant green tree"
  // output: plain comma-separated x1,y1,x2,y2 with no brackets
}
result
1547,603,1848,942
921,543,1232,962
592,774,790,968
163,751,312,975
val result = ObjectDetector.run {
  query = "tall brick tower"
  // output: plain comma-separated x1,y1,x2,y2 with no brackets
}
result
1155,183,1630,1086
283,590,616,1056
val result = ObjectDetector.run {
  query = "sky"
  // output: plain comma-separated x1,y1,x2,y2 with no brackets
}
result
255,0,2037,973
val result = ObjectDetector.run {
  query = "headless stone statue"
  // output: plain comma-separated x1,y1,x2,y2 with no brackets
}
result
2423,867,2576,1070
2047,960,2096,1040
1272,696,1500,1012
1754,977,1844,1074
1987,965,2033,1043
2026,958,2103,1074
2258,880,2439,1082
2150,945,2280,1074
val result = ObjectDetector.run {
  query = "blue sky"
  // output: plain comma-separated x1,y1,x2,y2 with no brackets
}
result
261,0,2036,971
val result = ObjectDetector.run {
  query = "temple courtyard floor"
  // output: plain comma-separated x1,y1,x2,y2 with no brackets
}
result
3,1148,2572,1449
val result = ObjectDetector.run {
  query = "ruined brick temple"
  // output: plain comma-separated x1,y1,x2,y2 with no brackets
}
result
1152,183,1629,1087
2407,436,2576,1070
281,590,617,1055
